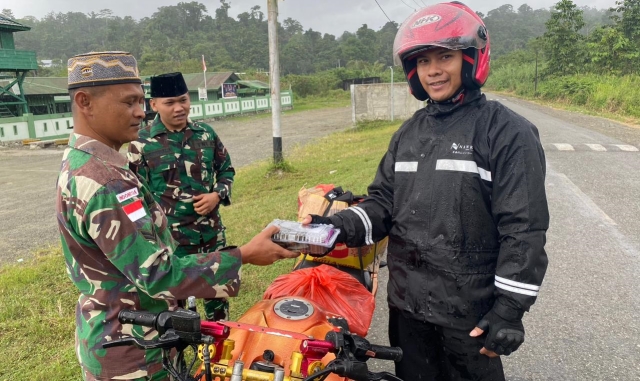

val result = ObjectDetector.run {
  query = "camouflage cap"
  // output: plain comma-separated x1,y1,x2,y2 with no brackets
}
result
68,51,141,90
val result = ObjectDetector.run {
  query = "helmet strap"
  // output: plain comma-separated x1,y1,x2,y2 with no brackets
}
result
426,86,466,105
461,48,481,90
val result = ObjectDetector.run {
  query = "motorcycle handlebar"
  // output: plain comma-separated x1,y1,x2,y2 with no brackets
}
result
118,310,157,328
368,344,403,362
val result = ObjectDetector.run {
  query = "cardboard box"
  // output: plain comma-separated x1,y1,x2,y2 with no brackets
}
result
296,185,388,270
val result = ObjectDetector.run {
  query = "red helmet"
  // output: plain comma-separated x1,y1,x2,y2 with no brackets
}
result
393,2,490,101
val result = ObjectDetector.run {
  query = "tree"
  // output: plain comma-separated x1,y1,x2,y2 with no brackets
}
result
1,9,15,19
586,26,638,74
609,0,640,41
543,0,586,76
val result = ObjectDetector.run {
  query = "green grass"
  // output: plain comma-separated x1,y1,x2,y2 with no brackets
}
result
290,90,351,112
0,119,400,381
486,63,640,126
207,90,351,124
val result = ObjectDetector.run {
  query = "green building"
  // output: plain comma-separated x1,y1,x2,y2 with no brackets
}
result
0,14,292,143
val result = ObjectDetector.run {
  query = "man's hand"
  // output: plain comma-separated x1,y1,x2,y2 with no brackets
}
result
469,327,500,358
239,225,299,265
193,193,221,216
301,214,332,226
469,303,525,357
301,214,346,247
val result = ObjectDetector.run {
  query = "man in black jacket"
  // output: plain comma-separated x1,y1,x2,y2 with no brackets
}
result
304,2,549,380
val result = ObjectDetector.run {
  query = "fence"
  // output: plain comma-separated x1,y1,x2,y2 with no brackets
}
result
0,91,293,142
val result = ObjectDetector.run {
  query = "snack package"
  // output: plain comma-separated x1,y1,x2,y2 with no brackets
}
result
268,219,341,256
295,185,388,269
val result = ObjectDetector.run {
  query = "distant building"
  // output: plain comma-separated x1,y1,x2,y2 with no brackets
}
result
0,71,292,142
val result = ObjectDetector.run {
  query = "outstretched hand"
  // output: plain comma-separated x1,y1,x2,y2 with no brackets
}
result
239,225,298,266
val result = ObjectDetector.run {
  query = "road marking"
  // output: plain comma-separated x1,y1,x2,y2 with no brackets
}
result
614,144,639,152
553,171,616,226
553,143,575,151
546,143,640,152
585,144,607,152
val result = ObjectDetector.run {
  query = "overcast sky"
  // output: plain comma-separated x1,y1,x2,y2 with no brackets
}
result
8,0,616,36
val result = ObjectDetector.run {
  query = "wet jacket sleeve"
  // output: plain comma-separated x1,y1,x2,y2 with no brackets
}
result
328,134,397,247
212,135,234,206
81,179,242,300
489,109,549,314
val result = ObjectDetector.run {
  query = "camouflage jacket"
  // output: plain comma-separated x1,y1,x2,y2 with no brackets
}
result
56,133,242,379
128,118,235,247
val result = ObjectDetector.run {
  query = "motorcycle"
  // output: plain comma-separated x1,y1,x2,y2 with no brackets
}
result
104,185,397,381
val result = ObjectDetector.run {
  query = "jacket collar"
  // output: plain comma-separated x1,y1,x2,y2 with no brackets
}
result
150,116,204,138
423,89,483,117
70,133,128,168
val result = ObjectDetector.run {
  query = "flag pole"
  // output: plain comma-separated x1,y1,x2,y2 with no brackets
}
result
202,55,207,92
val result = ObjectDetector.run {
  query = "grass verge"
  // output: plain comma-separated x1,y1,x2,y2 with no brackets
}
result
486,63,640,127
0,119,400,381
206,90,352,124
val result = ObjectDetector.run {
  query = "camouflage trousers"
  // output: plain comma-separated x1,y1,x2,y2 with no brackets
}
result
174,234,228,321
82,367,168,381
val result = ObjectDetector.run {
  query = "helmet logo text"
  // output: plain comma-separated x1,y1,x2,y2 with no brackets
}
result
411,14,441,29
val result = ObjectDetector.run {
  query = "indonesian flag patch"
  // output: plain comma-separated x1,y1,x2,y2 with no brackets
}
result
122,199,146,222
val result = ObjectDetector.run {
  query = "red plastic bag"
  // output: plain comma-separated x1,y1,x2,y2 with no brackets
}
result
263,265,375,337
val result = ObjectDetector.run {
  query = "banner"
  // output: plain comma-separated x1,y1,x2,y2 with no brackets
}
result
198,87,208,101
222,83,238,99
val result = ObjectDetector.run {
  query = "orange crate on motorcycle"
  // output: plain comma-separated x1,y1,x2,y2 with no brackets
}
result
296,185,388,270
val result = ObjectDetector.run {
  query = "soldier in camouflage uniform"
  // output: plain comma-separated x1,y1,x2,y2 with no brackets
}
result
128,72,233,321
57,51,296,381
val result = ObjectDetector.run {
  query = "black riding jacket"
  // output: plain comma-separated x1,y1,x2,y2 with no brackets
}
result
329,90,549,329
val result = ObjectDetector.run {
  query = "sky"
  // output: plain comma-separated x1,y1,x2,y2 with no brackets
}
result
6,0,616,36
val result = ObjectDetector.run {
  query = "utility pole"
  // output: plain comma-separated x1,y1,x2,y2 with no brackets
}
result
534,51,538,96
267,0,283,164
389,66,395,122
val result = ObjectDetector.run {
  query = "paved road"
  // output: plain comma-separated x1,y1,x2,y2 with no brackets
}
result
366,93,640,380
2,95,639,380
0,106,353,265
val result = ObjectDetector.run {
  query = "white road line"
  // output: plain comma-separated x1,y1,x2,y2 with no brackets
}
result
614,144,639,152
552,171,617,226
585,144,607,152
553,143,575,151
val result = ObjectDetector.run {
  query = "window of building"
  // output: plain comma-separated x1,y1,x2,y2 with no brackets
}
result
13,125,17,135
44,123,48,132
0,127,4,138
56,121,60,130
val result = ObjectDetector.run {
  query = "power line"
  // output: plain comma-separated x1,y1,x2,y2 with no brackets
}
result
374,0,393,23
400,0,416,11
421,0,427,6
412,0,423,8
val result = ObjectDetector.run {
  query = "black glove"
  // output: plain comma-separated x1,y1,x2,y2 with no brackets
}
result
476,299,525,356
307,214,347,245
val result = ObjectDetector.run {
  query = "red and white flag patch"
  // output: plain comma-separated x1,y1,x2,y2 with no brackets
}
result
117,188,139,203
122,199,146,222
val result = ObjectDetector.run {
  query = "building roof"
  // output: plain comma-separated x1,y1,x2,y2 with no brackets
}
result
184,72,238,91
0,15,31,32
142,72,238,92
237,80,270,90
0,77,67,96
3,72,244,97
